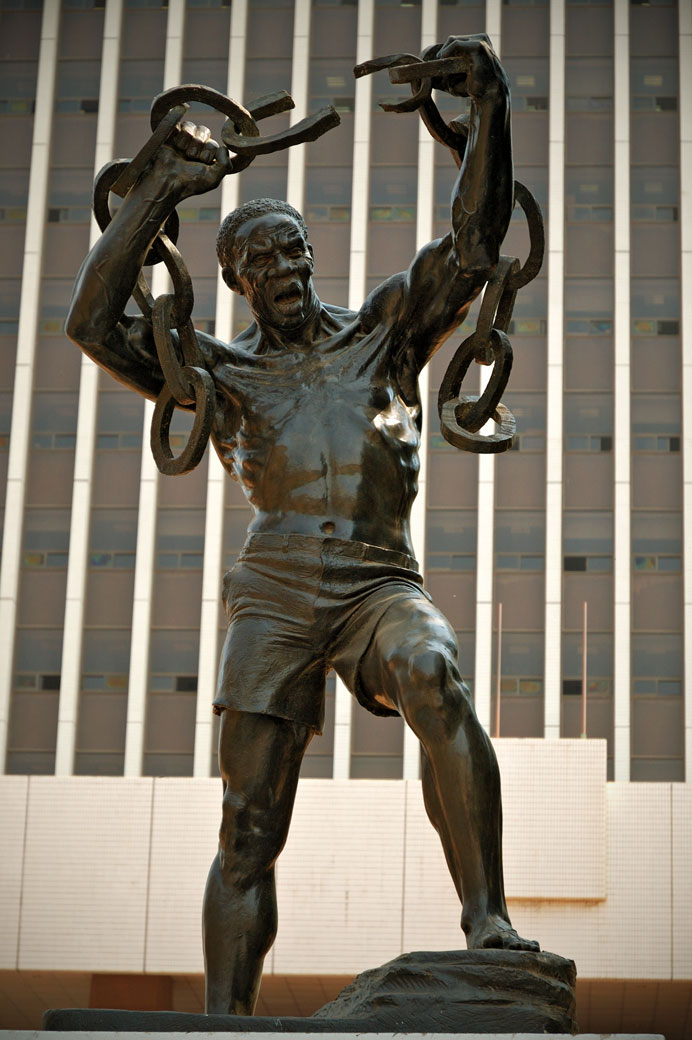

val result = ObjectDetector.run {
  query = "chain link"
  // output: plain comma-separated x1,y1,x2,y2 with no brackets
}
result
356,51,546,454
92,84,339,475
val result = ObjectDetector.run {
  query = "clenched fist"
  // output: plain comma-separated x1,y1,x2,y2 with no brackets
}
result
432,33,509,102
154,120,233,200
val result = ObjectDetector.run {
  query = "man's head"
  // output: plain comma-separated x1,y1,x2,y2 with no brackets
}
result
217,199,316,331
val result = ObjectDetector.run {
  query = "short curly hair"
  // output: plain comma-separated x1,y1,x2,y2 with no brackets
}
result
216,198,309,269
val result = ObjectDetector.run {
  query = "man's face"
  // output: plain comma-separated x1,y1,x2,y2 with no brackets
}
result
226,212,315,330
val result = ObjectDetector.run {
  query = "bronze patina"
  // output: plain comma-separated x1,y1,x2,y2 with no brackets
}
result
67,34,543,1017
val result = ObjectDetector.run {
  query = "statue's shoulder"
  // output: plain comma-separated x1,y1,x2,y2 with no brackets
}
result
210,321,260,365
322,301,359,322
319,301,361,334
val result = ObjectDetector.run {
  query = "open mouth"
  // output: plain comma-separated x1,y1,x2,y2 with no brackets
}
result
274,283,303,307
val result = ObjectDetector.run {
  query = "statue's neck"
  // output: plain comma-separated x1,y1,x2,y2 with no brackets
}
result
256,292,324,351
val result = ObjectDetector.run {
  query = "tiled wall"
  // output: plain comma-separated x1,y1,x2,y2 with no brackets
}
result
3,739,688,982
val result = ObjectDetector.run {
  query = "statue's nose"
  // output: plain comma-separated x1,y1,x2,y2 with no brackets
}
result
273,253,295,274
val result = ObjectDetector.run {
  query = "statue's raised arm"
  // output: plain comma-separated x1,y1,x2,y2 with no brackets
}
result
65,123,232,401
359,34,514,375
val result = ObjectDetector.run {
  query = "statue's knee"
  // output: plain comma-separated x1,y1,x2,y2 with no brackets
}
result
394,647,466,735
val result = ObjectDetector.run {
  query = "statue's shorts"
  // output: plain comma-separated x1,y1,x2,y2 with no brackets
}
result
213,533,458,734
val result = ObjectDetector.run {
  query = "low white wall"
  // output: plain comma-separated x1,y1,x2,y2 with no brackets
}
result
1,740,688,982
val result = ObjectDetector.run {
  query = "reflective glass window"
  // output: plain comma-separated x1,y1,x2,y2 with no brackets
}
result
632,633,682,680
564,393,613,437
631,394,680,436
631,278,679,320
0,60,38,110
23,508,71,567
563,632,613,680
502,58,549,111
565,278,613,335
630,57,678,111
495,511,545,554
563,512,612,554
631,166,678,221
565,167,613,221
565,58,612,110
82,628,131,674
56,59,100,101
632,512,681,555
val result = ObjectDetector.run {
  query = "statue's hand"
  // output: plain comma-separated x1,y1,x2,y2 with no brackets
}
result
433,34,509,102
154,121,233,200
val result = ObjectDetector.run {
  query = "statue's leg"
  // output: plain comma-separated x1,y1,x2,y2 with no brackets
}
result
358,597,538,952
420,744,461,902
203,708,312,1015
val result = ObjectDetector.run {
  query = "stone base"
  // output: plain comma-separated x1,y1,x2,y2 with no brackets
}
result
43,948,577,1034
312,949,578,1034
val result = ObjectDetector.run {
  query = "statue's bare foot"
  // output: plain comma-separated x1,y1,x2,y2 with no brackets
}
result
464,913,540,952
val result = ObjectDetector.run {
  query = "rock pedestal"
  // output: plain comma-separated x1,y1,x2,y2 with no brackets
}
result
43,948,577,1034
312,949,577,1034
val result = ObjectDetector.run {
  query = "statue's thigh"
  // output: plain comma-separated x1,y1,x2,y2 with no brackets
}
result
217,708,312,805
359,593,462,708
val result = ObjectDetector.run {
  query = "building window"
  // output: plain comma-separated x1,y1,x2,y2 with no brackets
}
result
22,508,71,568
630,57,678,112
565,278,613,335
565,166,613,222
564,393,613,448
631,166,678,222
631,278,680,336
495,510,545,563
31,391,78,450
426,509,476,572
156,508,205,569
89,508,138,568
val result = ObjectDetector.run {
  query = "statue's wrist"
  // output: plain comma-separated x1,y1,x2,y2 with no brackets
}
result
473,78,510,107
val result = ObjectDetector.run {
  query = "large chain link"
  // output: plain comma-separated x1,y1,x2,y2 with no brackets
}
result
92,85,339,476
355,52,546,453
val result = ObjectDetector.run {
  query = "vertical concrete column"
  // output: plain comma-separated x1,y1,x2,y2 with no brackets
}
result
472,0,503,733
486,0,501,54
193,0,248,778
543,0,565,739
286,0,311,211
55,0,124,776
331,0,375,780
124,0,186,777
348,0,373,313
402,0,437,781
613,0,631,781
0,0,60,771
679,0,692,781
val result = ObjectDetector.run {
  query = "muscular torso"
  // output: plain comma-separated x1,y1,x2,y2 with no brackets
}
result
211,303,422,558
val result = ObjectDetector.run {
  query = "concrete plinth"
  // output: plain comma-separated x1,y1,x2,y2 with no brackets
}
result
2,1032,667,1040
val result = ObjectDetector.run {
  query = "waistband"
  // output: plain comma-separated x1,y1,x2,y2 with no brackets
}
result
241,533,419,573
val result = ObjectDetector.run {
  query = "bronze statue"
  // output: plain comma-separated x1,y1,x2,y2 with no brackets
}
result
67,34,540,1017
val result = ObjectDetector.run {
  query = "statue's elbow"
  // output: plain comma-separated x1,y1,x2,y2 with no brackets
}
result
64,304,80,344
65,285,100,345
64,305,90,350
64,305,102,362
455,239,500,288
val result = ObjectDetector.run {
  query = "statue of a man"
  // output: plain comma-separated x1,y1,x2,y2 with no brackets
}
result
67,34,538,1016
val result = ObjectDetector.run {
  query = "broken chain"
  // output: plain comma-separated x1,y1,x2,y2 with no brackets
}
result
92,84,339,475
355,51,545,453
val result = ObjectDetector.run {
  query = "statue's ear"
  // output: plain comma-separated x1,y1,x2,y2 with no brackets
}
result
222,266,242,295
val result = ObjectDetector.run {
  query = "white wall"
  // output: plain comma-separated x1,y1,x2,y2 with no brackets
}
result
1,740,689,982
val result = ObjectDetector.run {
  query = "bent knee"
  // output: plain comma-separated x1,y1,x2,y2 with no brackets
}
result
388,646,470,735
